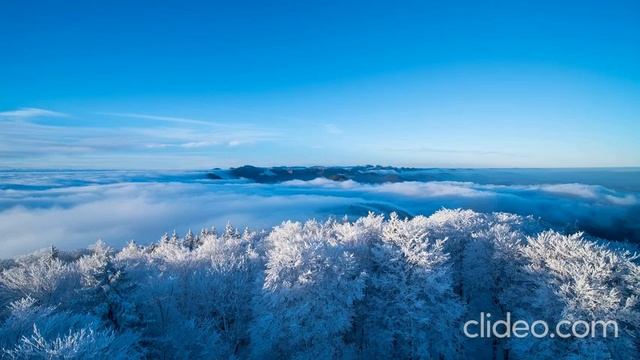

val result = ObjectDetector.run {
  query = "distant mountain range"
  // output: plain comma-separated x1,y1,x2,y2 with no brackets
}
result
207,165,640,192
208,165,410,183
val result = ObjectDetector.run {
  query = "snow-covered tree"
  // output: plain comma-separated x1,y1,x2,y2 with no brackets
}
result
250,220,367,359
360,213,464,359
183,229,198,250
506,231,640,359
0,249,77,309
1,210,637,359
76,240,140,331
0,297,141,359
192,224,261,356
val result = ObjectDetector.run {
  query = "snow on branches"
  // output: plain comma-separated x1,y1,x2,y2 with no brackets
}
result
0,209,638,359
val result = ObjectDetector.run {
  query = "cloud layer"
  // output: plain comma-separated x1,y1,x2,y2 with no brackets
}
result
1,171,638,257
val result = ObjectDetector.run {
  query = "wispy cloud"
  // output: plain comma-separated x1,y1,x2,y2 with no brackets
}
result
98,112,221,127
0,109,282,168
0,107,67,120
323,123,343,135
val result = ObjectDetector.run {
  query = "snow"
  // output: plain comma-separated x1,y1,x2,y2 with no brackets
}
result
1,209,638,359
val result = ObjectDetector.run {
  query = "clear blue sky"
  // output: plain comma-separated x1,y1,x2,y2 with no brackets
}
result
1,0,639,168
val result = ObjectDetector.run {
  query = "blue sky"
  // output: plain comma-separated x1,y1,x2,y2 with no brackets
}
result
1,0,639,169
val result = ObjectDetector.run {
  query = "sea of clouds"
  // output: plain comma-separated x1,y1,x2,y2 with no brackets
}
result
0,170,638,257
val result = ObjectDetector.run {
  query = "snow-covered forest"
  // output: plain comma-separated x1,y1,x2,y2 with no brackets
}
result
0,209,638,359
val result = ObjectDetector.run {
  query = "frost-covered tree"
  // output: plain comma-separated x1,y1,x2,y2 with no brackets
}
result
169,230,179,245
457,212,539,360
0,296,141,359
76,240,139,331
112,224,260,359
506,231,640,360
183,229,197,250
0,248,77,309
360,213,464,359
117,237,228,359
1,210,638,359
159,232,169,244
3,321,141,360
250,220,367,359
193,224,261,356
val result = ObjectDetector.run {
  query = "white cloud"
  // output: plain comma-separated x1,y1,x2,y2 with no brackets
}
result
285,178,489,197
534,183,601,198
284,178,360,189
371,181,488,197
99,112,221,127
180,141,218,148
487,183,638,206
227,140,243,147
0,111,280,168
0,181,354,257
0,108,67,119
604,194,638,206
0,173,637,257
